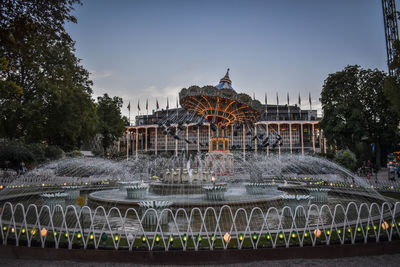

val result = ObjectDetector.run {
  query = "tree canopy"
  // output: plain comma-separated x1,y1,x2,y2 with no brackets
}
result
384,40,400,117
320,65,399,168
0,0,100,151
96,94,127,155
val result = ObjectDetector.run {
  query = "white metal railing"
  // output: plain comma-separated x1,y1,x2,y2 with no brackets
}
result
0,201,399,251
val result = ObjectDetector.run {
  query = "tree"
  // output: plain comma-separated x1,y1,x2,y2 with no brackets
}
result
320,65,399,168
384,40,400,117
0,0,97,150
96,94,126,155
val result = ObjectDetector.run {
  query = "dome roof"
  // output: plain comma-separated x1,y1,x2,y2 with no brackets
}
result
216,68,234,90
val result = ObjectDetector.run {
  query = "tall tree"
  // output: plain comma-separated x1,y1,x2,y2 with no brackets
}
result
384,40,400,117
96,94,126,155
0,0,97,150
320,65,399,168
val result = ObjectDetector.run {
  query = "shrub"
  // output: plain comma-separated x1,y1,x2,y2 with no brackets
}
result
335,149,357,171
45,145,64,160
0,143,35,170
26,143,46,163
72,150,83,157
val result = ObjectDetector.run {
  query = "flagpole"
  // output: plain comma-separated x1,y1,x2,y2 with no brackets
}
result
146,98,148,124
287,92,290,120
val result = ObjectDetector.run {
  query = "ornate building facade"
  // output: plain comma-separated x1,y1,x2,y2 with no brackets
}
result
122,71,325,158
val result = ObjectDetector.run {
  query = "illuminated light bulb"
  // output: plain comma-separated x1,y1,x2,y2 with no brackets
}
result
278,233,284,240
141,235,146,243
382,221,389,230
114,234,119,241
77,232,82,239
314,229,321,238
238,233,244,241
223,232,230,243
41,227,47,237
169,236,174,243
21,228,26,234
265,233,271,240
291,232,297,238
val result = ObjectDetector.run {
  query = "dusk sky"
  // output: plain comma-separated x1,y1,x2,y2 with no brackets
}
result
65,0,387,119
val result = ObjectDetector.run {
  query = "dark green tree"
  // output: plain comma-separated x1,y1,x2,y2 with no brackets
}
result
96,94,126,155
0,0,97,150
320,65,399,168
384,40,400,117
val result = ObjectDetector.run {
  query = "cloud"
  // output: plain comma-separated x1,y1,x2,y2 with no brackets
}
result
144,85,182,98
90,70,114,80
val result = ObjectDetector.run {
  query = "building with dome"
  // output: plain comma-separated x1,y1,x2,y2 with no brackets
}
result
123,70,324,157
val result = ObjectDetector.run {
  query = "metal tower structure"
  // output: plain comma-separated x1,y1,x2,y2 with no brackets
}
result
382,0,399,74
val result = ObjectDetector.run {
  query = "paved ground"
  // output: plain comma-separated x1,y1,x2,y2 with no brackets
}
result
2,253,400,266
358,167,400,189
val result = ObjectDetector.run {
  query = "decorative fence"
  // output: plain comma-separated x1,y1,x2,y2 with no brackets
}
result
1,201,400,251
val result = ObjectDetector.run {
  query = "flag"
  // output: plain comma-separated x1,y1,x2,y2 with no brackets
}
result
298,93,301,107
287,93,289,106
253,93,255,100
146,99,148,111
265,93,267,105
166,98,169,110
127,101,130,111
156,98,159,110
137,100,140,111
309,92,312,110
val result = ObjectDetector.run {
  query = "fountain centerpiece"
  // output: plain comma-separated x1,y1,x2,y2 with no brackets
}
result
179,69,263,176
126,183,148,199
117,180,139,191
308,188,330,203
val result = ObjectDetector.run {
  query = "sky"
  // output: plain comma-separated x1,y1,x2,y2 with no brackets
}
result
65,0,388,119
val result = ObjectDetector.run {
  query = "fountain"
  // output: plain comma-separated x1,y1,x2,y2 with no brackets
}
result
62,185,82,200
126,184,148,199
41,192,68,212
308,188,330,203
139,200,172,225
281,194,314,217
0,71,395,252
203,184,227,201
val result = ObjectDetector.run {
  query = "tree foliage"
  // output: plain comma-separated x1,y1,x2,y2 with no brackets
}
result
96,94,126,154
0,0,97,151
384,40,400,117
320,65,399,168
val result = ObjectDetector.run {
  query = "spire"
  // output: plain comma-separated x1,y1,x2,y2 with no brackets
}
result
219,68,232,85
216,68,234,90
